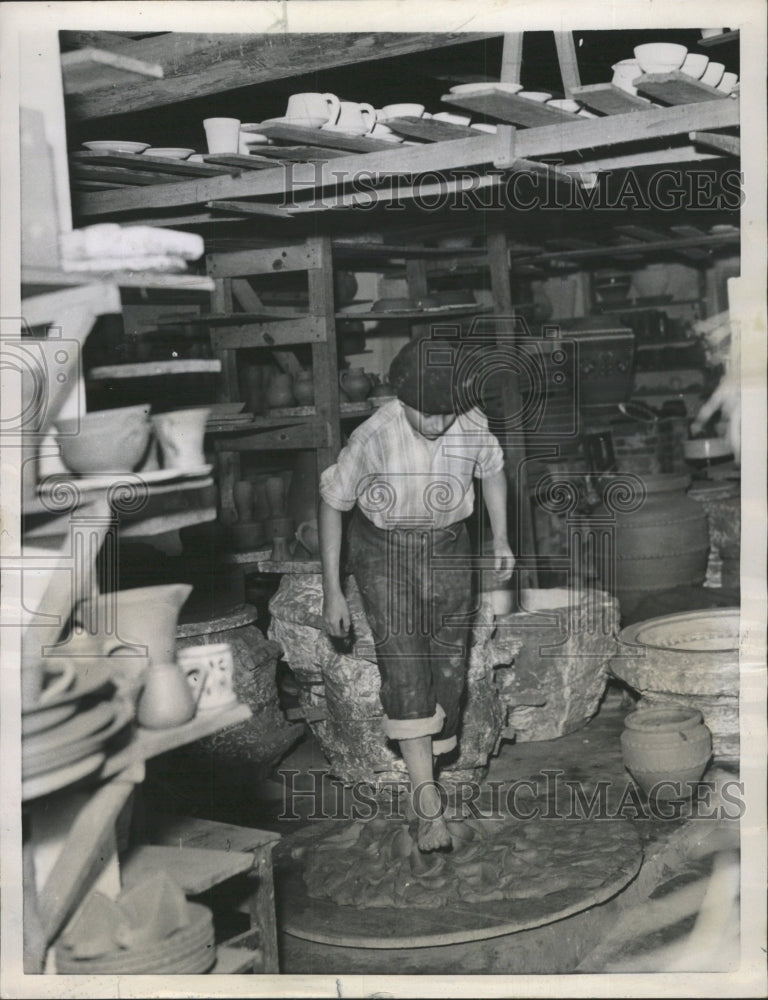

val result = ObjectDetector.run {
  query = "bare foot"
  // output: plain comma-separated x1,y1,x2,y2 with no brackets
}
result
417,815,453,853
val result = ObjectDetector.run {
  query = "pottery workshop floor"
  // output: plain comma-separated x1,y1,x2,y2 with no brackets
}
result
228,687,741,976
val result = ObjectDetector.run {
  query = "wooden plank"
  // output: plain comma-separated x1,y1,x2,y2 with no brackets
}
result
61,47,163,95
155,310,307,326
256,122,395,153
100,703,251,779
384,117,479,142
516,232,739,264
239,144,350,162
209,317,325,349
22,267,213,293
152,815,279,852
689,130,740,155
309,236,342,470
338,305,491,321
202,154,279,171
72,151,234,177
88,359,220,379
70,163,179,187
207,199,297,219
67,32,498,120
554,32,581,98
213,423,326,451
571,83,652,116
208,244,321,277
247,845,279,973
697,29,739,48
443,89,584,128
500,33,523,84
332,242,486,261
211,944,262,974
122,845,253,894
635,72,730,106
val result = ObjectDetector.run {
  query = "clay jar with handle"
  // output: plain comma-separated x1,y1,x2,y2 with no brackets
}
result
266,372,295,410
295,519,320,557
293,370,315,406
137,662,196,729
339,367,372,402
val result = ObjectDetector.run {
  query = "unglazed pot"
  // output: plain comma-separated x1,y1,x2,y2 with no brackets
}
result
339,367,372,402
137,661,196,729
266,373,295,409
293,370,315,406
152,408,210,469
621,705,712,798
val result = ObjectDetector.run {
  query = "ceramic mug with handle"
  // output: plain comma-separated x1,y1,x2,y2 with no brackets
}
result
178,643,236,713
285,92,341,127
324,101,376,135
22,657,76,712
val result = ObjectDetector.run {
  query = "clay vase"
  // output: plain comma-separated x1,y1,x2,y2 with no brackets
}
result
265,475,287,518
266,372,295,410
293,370,315,406
595,474,709,616
333,270,358,306
339,367,372,402
621,705,712,798
137,661,196,729
233,481,253,522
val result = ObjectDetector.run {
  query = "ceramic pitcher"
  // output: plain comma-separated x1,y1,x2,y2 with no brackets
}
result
339,368,372,402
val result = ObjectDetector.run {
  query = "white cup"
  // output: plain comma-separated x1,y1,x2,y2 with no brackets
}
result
238,125,269,154
323,101,376,135
179,643,235,713
717,72,738,95
380,103,425,120
203,118,241,154
370,122,403,142
285,92,340,127
700,61,725,88
680,53,710,79
611,60,641,95
151,407,210,470
431,111,472,125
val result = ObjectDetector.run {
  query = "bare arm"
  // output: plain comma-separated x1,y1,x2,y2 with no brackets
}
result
481,469,515,582
318,497,351,636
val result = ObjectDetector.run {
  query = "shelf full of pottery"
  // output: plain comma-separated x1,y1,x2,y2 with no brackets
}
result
20,561,250,801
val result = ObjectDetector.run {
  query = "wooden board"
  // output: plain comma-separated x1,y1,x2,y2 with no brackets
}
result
697,29,739,48
342,304,491,321
441,89,585,128
154,310,307,326
241,145,350,162
151,814,279,853
256,122,396,153
121,845,253,894
384,116,480,142
634,72,730,106
61,47,163,95
21,267,214,293
71,151,234,177
202,154,279,171
88,359,222,379
571,83,652,116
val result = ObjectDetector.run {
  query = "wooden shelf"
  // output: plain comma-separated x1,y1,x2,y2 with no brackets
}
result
154,310,307,326
697,29,739,48
22,267,214,294
254,121,396,153
384,116,480,142
635,73,731,106
341,304,491,321
441,88,585,127
71,150,236,177
88,359,222,379
234,143,350,162
100,702,251,779
61,47,163,95
121,844,254,894
571,83,652,116
332,241,486,261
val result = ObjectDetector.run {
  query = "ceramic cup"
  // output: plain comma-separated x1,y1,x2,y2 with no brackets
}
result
379,103,425,121
611,60,641,95
285,92,340,127
717,72,738,95
203,118,241,154
178,643,236,713
151,407,210,470
238,126,269,154
432,111,472,125
323,101,375,135
680,53,710,79
699,61,725,88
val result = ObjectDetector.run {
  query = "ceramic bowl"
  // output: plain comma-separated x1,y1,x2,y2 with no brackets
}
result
717,72,738,95
680,53,709,79
82,141,150,155
699,61,725,88
56,410,152,474
55,404,151,435
546,99,581,113
518,91,552,102
633,43,688,74
145,148,195,159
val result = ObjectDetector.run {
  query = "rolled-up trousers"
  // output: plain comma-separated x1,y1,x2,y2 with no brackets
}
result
347,508,473,755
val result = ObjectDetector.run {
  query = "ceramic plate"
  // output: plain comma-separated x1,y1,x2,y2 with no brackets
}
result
22,701,79,737
82,141,150,155
23,701,133,778
23,700,117,758
144,148,195,159
21,661,112,714
22,752,106,802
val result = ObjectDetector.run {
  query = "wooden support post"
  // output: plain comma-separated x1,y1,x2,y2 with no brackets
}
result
405,258,430,340
487,230,537,588
554,31,582,98
500,33,524,84
210,275,239,524
307,236,342,473
247,844,279,974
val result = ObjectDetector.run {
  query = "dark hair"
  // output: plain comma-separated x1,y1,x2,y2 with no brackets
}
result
388,337,473,415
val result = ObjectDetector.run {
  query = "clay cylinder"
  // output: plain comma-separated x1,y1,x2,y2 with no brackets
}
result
621,705,712,798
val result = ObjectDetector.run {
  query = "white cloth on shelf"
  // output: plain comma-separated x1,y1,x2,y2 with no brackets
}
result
60,254,189,273
60,224,204,263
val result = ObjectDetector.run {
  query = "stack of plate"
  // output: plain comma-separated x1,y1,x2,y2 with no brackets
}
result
22,663,132,801
56,902,216,974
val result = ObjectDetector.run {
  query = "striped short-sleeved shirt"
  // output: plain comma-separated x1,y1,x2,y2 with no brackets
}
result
320,399,505,529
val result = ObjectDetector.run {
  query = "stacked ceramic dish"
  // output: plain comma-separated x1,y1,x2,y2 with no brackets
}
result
56,876,216,975
82,141,196,159
611,44,739,97
22,661,131,800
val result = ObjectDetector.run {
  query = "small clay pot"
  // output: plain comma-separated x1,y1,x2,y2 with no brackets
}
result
293,370,315,406
266,372,295,409
621,705,712,798
339,367,372,402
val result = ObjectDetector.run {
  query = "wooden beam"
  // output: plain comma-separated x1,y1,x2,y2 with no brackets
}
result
554,32,581,98
66,32,498,120
500,33,523,84
517,232,739,264
689,130,740,156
